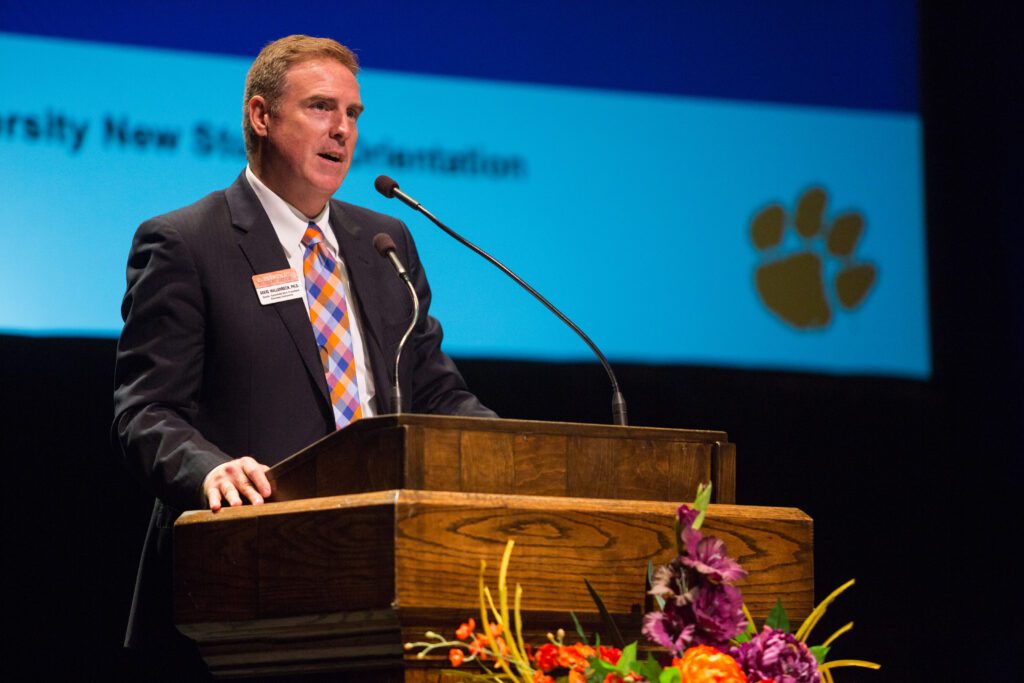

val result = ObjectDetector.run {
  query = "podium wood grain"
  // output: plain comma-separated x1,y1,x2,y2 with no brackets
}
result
175,490,811,678
266,415,736,504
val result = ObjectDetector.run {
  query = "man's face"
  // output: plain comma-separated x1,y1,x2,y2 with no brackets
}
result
255,58,363,216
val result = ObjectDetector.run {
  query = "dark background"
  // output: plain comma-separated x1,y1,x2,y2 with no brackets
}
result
3,3,1020,681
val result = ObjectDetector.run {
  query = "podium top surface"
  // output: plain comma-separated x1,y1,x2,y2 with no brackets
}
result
266,413,736,504
332,414,729,441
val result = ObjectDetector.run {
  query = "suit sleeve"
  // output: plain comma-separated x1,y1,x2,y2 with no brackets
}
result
397,223,498,418
112,218,232,511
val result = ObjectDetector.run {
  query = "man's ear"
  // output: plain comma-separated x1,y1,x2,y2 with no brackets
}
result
248,96,271,137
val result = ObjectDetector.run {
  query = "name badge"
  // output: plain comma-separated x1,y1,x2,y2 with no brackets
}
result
252,269,304,305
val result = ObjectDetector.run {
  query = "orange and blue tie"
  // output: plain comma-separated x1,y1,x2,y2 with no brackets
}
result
302,222,362,429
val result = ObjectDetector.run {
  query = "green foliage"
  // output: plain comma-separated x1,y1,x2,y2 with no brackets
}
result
583,578,625,649
618,642,638,671
691,482,713,530
765,599,790,633
659,667,682,683
647,560,666,610
733,604,757,644
675,483,713,552
810,644,831,664
587,642,678,683
588,657,617,676
636,653,666,681
569,611,589,646
587,642,657,681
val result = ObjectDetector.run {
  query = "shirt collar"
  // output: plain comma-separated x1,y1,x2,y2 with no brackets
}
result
245,165,335,257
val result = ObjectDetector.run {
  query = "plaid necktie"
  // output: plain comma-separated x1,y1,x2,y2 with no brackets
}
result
302,222,362,429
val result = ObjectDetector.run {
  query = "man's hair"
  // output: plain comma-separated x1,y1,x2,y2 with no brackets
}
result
243,35,359,158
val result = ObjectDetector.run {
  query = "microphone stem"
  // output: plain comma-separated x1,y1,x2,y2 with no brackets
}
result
412,201,628,426
391,272,419,414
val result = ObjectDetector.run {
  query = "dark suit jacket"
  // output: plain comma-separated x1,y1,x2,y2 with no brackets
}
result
113,172,494,648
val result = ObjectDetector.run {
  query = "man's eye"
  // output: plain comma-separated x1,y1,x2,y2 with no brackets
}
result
312,102,329,111
347,108,361,119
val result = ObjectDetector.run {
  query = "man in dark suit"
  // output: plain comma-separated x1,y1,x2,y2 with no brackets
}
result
112,35,494,676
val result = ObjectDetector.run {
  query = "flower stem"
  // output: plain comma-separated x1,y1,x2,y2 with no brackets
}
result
795,578,855,642
818,659,882,672
821,621,854,648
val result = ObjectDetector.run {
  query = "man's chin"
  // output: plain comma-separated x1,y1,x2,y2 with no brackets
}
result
315,170,349,196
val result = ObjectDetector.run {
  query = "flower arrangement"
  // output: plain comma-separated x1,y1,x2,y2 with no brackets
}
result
406,484,879,682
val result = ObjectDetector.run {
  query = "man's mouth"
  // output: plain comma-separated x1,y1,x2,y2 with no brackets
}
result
318,152,343,163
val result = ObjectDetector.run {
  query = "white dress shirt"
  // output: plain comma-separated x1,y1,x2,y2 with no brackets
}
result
245,165,376,416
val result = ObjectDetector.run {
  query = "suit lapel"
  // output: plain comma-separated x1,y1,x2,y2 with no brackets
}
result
225,174,332,408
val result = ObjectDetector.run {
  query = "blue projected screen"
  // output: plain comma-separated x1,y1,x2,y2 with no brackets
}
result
0,2,929,378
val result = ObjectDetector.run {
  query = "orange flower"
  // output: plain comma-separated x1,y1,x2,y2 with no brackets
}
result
558,642,597,671
469,637,488,661
456,618,476,640
534,643,560,671
598,645,622,666
448,649,465,667
571,643,597,659
674,645,747,683
532,673,555,683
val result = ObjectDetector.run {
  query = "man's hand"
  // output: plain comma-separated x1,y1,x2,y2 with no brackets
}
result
202,457,272,511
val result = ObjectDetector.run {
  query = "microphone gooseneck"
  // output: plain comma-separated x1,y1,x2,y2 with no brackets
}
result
372,232,420,415
374,175,628,426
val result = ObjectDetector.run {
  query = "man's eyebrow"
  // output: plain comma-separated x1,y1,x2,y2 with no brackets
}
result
302,95,363,114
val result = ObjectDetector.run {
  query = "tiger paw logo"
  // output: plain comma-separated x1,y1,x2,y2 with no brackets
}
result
751,187,877,329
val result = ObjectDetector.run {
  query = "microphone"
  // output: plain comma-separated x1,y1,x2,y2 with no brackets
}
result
373,232,410,282
374,175,628,426
375,175,421,212
372,232,420,415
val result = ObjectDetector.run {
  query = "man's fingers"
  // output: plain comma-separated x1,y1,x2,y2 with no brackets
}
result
232,459,269,502
243,461,273,498
238,481,264,505
223,484,243,507
207,486,223,512
203,457,272,510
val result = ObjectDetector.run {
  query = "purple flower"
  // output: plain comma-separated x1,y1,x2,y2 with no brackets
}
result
733,627,820,683
677,504,701,531
682,534,748,584
646,498,751,656
692,583,747,645
642,608,695,654
649,559,695,607
645,559,696,656
644,558,746,654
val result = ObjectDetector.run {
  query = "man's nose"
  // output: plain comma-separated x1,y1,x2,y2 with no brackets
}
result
331,113,351,140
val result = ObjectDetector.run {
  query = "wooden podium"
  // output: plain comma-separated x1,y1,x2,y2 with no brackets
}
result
174,416,813,680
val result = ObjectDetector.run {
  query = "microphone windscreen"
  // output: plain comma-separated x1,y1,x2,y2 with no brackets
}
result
372,232,398,256
374,175,399,198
